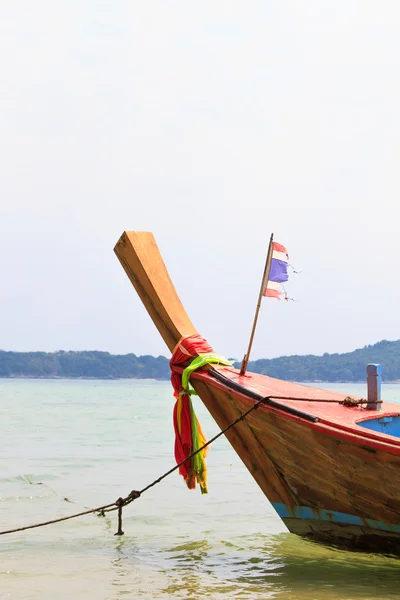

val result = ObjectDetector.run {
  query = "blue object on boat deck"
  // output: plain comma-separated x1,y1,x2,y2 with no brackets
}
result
357,414,400,436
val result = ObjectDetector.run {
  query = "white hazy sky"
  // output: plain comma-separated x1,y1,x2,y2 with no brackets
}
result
1,1,400,360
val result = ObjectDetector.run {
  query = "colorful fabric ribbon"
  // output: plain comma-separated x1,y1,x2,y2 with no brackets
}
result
170,335,231,494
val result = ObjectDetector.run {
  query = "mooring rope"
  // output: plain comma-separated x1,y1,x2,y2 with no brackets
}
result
0,390,372,538
270,394,369,405
0,397,268,537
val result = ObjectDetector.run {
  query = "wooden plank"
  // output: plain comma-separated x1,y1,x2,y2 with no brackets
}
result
192,379,296,508
195,375,400,525
114,231,197,352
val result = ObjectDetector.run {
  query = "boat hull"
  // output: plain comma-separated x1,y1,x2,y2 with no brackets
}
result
276,504,400,553
191,370,400,553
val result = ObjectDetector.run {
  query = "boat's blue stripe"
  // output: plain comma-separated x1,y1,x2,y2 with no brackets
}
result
272,502,400,533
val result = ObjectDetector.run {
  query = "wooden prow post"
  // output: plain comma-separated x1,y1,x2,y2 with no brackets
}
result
114,231,198,353
240,233,274,376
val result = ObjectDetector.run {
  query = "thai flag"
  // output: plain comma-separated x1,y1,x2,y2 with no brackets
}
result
263,242,289,300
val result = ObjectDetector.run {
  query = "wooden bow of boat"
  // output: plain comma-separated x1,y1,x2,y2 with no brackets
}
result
115,230,400,554
114,231,197,352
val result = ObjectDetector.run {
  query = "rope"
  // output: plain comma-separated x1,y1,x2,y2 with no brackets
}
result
0,396,268,537
268,395,382,407
269,394,369,405
0,503,116,536
0,391,377,537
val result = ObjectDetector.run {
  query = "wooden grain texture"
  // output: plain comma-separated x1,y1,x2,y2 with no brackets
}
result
191,379,296,507
114,231,197,352
251,408,400,523
192,375,400,526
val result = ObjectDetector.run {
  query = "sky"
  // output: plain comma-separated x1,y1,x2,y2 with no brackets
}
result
1,1,400,361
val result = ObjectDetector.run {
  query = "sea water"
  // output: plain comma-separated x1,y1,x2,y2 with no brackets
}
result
1,379,400,600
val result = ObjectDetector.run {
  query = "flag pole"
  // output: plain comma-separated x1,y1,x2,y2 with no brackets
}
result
240,233,274,376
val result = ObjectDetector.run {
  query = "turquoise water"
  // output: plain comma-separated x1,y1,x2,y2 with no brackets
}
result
1,379,400,600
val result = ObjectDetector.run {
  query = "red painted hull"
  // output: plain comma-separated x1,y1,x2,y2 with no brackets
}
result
189,365,400,553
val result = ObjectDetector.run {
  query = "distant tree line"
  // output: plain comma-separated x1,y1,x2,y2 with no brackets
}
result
237,339,400,382
1,339,399,381
0,350,170,379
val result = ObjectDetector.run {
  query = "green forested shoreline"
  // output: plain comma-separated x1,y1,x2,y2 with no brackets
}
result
0,350,170,380
1,339,400,382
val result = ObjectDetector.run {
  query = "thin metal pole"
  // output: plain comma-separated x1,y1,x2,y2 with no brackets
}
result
240,233,274,376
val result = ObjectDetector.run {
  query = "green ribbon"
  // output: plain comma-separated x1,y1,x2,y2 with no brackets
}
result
181,353,232,394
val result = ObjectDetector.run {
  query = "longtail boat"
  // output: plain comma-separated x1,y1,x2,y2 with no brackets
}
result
114,231,400,554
